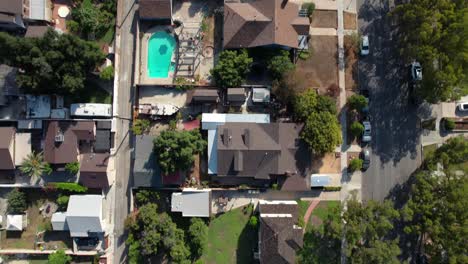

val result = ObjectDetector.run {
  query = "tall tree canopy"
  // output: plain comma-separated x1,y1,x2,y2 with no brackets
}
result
0,30,105,95
210,49,252,88
393,0,468,102
48,249,72,264
402,136,468,263
153,130,206,175
126,203,190,264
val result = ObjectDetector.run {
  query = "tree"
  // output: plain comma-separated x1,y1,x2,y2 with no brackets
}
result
99,65,114,80
70,0,114,39
343,199,401,263
393,0,468,102
48,249,72,264
65,162,80,175
444,118,455,131
347,94,368,111
301,111,342,155
211,49,252,88
348,158,363,172
7,188,27,214
267,50,295,80
20,151,48,178
350,121,364,137
0,30,105,95
56,195,70,211
153,130,206,175
188,218,208,258
131,119,150,135
294,89,318,121
317,94,337,115
249,215,258,228
126,203,190,262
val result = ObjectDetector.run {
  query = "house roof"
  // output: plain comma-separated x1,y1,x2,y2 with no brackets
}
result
171,188,211,217
139,0,172,20
227,88,246,102
223,0,310,49
216,123,303,180
133,135,161,187
0,0,23,15
94,130,110,152
0,127,15,170
79,153,109,189
0,64,19,98
6,214,24,231
14,132,31,167
44,121,95,164
66,195,103,237
259,200,303,264
191,89,219,103
25,25,50,38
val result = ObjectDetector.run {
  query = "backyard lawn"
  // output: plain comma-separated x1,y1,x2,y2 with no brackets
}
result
297,199,310,227
201,206,257,264
307,201,341,232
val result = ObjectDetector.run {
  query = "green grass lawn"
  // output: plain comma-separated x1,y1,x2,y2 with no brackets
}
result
201,206,257,264
423,144,438,161
307,201,341,232
297,199,310,227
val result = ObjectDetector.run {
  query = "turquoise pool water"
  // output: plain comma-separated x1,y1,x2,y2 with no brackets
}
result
148,31,176,78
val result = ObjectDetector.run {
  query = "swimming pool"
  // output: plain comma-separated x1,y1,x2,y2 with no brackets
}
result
147,31,176,78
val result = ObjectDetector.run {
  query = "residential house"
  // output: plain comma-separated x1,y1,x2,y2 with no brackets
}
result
0,0,52,32
223,0,310,49
79,153,109,189
258,200,303,264
0,127,32,179
171,188,212,217
133,135,161,188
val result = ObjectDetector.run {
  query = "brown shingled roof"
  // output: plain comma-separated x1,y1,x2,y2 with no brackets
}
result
0,0,23,15
79,153,109,188
139,0,172,20
0,127,15,170
223,0,309,49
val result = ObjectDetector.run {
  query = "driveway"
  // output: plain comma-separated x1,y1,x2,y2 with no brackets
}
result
357,0,422,201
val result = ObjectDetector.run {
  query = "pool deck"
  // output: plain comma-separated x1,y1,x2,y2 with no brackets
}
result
139,25,176,85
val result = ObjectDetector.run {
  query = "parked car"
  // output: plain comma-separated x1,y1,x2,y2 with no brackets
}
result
411,61,423,81
457,102,468,112
362,121,371,143
361,148,370,170
361,35,369,56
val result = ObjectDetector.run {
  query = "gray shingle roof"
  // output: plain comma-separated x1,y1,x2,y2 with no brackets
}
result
66,195,103,237
133,135,161,187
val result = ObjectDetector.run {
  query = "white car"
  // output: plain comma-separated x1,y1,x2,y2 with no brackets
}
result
361,36,369,56
457,102,468,112
362,121,371,143
411,61,423,81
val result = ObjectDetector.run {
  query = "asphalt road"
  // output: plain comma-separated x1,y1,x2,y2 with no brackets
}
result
357,0,422,201
111,0,136,262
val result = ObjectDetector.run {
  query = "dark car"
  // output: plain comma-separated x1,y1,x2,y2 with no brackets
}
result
360,148,370,170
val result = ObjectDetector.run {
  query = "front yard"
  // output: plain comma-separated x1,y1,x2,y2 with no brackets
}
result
201,205,257,264
306,201,341,232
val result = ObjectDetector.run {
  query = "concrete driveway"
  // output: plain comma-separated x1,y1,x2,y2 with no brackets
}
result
357,0,422,201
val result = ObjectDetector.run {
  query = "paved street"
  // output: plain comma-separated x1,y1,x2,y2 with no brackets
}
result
357,0,422,201
108,0,137,263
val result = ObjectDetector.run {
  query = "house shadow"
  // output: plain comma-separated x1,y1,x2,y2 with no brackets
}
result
236,224,257,264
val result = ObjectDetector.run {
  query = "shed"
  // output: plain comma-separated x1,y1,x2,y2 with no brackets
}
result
6,215,25,231
252,88,271,103
51,212,68,231
310,174,331,187
191,89,219,104
227,88,246,104
171,189,212,217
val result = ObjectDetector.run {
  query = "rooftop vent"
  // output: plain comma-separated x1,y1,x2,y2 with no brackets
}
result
55,131,64,143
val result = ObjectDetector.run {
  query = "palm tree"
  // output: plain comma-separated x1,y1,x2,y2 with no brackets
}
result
20,151,48,177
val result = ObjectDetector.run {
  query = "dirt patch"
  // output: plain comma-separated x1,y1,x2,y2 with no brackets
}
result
296,36,338,93
344,12,357,30
311,153,341,173
344,35,358,91
310,10,338,29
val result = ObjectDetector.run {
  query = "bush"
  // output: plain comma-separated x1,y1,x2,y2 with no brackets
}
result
51,182,88,193
298,50,310,60
100,65,114,80
44,162,53,175
48,249,71,264
348,158,363,172
327,83,340,98
249,216,258,228
267,50,295,80
7,188,27,214
135,190,159,206
169,119,177,131
444,119,455,131
65,162,80,175
211,49,252,88
174,77,192,90
350,121,364,137
348,94,368,111
132,119,150,135
56,195,70,210
302,2,316,17
271,183,279,190
323,186,342,191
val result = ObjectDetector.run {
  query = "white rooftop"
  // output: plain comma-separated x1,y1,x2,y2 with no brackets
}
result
66,195,103,237
14,132,32,166
171,188,211,217
6,215,24,231
70,103,112,118
201,113,270,174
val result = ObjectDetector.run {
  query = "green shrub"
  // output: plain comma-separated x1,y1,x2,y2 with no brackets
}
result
268,50,295,80
169,119,177,131
348,158,363,172
135,190,159,206
348,94,368,111
444,119,455,131
174,77,192,90
56,195,70,210
48,249,71,264
271,183,279,190
7,188,27,214
66,20,80,34
100,65,114,80
350,121,364,137
302,3,316,17
132,119,150,135
51,182,88,193
65,162,80,175
298,50,310,60
323,186,342,191
249,215,258,228
44,162,53,175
